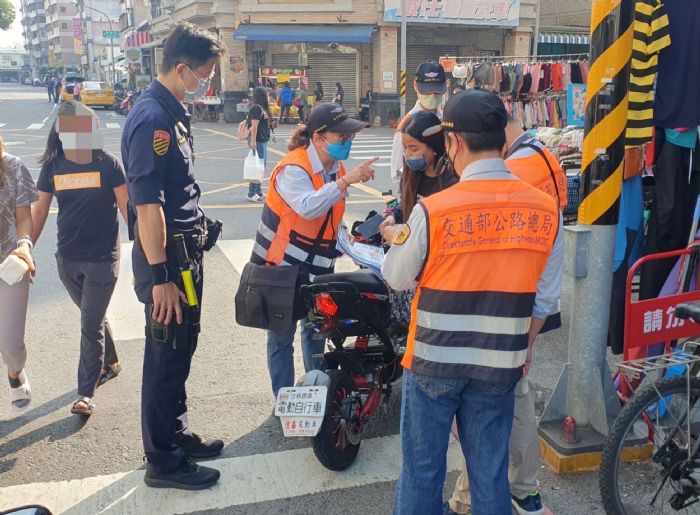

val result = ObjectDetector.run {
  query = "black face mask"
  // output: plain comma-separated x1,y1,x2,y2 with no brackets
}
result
444,136,458,173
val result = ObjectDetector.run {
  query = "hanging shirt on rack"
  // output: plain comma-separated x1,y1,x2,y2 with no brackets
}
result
626,0,671,147
654,0,700,128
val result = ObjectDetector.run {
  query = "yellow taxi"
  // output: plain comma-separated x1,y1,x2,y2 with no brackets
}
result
60,76,84,102
79,81,116,109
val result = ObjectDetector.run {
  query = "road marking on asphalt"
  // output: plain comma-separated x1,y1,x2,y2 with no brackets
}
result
200,181,252,196
0,123,5,127
218,239,254,275
26,123,44,130
105,122,120,129
350,150,392,155
106,242,144,341
0,435,462,514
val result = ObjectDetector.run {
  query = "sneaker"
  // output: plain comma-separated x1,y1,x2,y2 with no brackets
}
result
144,457,220,490
174,432,224,459
512,492,545,515
246,193,258,202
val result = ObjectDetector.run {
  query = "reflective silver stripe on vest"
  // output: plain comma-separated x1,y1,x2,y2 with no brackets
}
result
412,340,529,369
416,310,532,336
255,222,336,269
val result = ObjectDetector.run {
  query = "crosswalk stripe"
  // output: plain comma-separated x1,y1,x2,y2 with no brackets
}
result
106,243,143,341
0,434,463,514
0,123,7,127
350,150,392,155
26,123,44,130
105,122,120,129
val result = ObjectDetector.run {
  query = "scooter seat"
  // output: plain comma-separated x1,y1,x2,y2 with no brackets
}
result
313,269,387,295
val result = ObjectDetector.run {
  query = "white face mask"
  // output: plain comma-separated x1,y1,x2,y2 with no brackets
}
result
418,93,443,111
181,66,211,103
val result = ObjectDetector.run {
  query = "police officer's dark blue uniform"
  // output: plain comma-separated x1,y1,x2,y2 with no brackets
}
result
121,22,223,490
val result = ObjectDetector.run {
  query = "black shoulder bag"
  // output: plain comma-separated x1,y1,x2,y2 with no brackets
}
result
235,210,333,333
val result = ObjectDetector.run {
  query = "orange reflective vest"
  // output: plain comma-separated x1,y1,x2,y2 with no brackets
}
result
404,178,558,382
506,138,568,211
250,147,346,277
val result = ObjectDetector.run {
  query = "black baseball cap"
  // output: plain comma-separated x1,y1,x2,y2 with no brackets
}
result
415,61,447,94
441,89,508,133
307,102,369,134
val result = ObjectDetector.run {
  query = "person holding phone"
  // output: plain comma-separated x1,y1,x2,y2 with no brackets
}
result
247,102,377,397
379,110,457,324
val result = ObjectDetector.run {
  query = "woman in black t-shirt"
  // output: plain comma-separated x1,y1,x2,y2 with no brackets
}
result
246,87,272,202
32,101,128,417
379,110,457,324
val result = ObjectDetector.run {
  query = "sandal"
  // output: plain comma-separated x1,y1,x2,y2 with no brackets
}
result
97,362,122,387
9,370,31,411
71,397,94,417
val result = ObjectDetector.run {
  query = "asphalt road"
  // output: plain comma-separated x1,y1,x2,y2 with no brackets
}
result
0,84,608,514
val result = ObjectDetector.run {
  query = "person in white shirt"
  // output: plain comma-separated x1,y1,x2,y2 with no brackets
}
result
389,61,447,187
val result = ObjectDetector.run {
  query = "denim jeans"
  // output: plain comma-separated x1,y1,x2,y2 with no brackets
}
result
247,141,267,197
393,369,517,515
266,318,324,396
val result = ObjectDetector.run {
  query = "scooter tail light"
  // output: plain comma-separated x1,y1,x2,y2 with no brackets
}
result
315,293,339,317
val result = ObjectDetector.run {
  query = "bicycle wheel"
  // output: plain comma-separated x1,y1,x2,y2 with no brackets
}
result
600,375,700,514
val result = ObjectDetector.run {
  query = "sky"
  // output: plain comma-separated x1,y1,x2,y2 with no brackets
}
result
0,0,26,49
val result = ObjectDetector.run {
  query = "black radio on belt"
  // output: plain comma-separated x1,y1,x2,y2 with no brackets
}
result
202,217,223,252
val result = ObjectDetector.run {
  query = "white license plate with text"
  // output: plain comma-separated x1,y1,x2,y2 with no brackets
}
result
275,386,327,437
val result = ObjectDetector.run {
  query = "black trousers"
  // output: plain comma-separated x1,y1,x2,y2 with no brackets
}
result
141,255,203,473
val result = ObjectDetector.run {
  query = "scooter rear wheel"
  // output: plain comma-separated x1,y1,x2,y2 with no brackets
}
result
313,369,361,470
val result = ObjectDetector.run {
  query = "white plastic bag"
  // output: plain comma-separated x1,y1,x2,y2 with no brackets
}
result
243,149,265,182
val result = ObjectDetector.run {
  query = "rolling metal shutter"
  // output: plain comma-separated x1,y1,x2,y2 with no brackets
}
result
307,52,359,115
271,54,300,68
398,44,458,107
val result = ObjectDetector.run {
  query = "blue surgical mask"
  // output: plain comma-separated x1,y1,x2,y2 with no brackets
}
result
405,154,428,172
324,139,353,161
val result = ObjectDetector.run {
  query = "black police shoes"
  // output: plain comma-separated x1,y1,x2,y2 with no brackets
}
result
144,457,220,490
174,432,224,459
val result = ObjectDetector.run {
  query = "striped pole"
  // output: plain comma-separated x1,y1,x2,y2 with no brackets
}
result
400,70,407,99
539,0,635,455
578,0,635,225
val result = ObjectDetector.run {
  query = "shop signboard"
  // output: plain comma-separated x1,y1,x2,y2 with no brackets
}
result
125,48,142,65
567,83,586,127
384,0,520,26
259,67,305,77
73,19,83,55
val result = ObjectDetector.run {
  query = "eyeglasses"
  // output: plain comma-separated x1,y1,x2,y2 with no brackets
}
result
322,133,355,144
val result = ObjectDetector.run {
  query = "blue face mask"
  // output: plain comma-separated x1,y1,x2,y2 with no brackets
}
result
405,154,428,172
325,139,353,161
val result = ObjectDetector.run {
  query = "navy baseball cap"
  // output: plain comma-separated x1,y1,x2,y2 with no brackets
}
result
441,89,507,133
415,61,447,95
307,102,369,134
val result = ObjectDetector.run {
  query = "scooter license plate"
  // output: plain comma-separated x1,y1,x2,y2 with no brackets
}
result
275,386,327,437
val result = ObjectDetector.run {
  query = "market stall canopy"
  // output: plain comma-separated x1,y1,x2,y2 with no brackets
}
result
538,33,590,45
234,24,375,43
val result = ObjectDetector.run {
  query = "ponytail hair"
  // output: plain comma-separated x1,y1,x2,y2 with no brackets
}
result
288,124,312,151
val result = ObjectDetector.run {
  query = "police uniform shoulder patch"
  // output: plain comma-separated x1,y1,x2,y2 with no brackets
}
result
153,130,171,156
393,224,411,245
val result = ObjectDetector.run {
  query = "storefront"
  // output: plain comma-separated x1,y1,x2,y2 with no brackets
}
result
234,24,375,114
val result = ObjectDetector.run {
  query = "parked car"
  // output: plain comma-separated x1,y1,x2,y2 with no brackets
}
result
60,76,85,102
80,81,115,109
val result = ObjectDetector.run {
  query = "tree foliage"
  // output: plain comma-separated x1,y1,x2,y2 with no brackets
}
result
0,0,16,31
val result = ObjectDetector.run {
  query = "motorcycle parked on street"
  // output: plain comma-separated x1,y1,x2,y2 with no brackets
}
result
274,211,407,471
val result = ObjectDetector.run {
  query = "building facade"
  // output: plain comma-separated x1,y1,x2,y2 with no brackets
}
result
19,0,48,80
0,49,27,82
131,0,592,121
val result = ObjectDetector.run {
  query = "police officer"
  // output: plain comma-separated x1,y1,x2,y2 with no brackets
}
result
121,23,224,490
383,90,560,515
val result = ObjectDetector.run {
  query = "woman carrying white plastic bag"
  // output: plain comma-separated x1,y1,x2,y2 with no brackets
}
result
245,86,272,202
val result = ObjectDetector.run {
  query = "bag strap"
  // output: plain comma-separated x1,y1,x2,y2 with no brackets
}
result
305,209,333,265
520,142,562,211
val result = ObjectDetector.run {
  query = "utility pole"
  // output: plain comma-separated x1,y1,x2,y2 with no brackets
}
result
82,4,117,85
539,0,636,467
532,0,541,57
400,0,406,117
